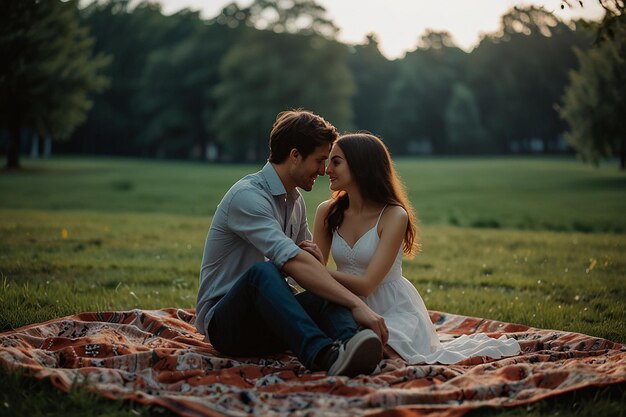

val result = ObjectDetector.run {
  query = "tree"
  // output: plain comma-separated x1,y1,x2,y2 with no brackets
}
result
244,0,339,37
70,1,183,156
383,30,466,154
381,62,428,154
211,0,353,161
560,3,625,169
467,6,592,153
0,0,110,168
212,28,354,161
348,34,397,138
135,13,239,159
444,83,488,154
67,1,243,158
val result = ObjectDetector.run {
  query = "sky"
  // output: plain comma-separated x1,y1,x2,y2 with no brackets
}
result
157,0,606,59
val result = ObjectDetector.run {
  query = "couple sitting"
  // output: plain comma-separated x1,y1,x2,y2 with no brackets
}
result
195,109,520,377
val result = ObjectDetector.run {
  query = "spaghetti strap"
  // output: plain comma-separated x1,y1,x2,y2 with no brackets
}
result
375,204,388,227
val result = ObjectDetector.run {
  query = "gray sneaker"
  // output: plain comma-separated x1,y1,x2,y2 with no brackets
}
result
328,329,383,377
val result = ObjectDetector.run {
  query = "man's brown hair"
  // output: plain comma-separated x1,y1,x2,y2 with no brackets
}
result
269,109,338,163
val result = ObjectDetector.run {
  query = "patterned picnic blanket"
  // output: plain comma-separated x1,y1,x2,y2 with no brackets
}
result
0,308,624,417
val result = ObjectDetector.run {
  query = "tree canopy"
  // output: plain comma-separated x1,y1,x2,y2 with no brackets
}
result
445,83,487,154
3,0,608,164
0,0,110,168
347,34,396,139
212,28,354,161
560,3,625,168
467,6,592,153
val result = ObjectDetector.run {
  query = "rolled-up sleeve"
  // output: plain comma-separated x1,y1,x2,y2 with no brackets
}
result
294,198,311,244
227,188,300,269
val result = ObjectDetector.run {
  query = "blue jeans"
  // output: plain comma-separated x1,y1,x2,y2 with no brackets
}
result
207,262,359,369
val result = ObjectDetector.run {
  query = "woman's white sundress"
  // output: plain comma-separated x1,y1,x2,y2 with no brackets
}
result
331,206,521,364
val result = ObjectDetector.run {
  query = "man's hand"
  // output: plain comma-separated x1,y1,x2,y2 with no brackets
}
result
351,304,389,345
298,240,324,264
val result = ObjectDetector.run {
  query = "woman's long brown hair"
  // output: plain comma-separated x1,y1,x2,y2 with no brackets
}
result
325,133,420,256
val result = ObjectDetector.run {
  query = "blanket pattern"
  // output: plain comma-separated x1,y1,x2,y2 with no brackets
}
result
0,309,624,417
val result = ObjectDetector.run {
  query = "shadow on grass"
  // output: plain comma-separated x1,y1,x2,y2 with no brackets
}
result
467,382,626,417
0,367,177,417
0,160,119,175
574,176,626,191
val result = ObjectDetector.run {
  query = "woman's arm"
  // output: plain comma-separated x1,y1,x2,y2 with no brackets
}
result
329,206,408,298
282,249,389,344
312,199,333,265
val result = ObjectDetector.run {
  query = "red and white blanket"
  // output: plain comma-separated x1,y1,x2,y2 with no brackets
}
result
1,308,624,417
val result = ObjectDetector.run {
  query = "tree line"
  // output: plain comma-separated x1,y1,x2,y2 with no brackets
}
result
1,0,624,168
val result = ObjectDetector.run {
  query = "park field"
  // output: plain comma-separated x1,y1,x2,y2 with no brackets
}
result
0,156,625,417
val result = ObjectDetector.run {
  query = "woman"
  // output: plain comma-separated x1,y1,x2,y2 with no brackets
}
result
313,133,520,364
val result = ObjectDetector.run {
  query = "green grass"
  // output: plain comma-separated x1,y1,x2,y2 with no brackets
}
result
2,156,625,232
0,156,625,416
0,368,177,417
396,156,626,233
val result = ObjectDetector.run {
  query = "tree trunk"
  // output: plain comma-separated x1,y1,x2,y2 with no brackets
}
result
6,126,21,169
44,135,52,158
30,133,40,159
619,136,626,171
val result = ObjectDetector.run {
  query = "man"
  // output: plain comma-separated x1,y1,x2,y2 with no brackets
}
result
195,109,388,376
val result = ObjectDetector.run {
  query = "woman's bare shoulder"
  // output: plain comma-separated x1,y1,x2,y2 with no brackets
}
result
381,205,408,228
385,204,408,217
316,199,334,214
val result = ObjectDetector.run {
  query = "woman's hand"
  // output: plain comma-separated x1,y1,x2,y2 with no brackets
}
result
298,240,324,264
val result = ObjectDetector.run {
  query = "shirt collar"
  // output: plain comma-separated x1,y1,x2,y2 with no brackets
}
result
261,162,300,200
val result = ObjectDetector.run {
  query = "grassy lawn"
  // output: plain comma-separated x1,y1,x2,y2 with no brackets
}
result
0,156,625,416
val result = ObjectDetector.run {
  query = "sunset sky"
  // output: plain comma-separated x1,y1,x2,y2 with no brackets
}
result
157,0,605,59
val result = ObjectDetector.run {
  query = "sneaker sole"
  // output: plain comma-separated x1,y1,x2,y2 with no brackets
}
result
328,329,382,377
